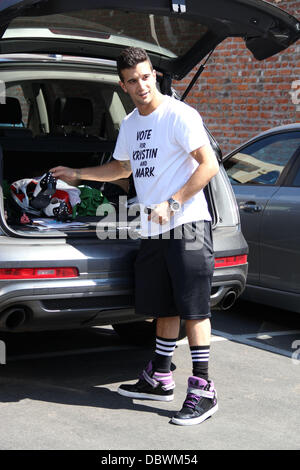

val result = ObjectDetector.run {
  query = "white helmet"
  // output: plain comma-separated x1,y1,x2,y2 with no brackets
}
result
10,172,80,219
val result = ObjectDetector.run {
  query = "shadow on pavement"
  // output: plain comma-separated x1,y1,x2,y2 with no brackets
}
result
0,337,176,420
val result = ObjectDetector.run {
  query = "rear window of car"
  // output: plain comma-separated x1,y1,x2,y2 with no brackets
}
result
9,10,208,59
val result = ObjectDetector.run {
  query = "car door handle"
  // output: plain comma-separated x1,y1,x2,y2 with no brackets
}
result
239,201,262,213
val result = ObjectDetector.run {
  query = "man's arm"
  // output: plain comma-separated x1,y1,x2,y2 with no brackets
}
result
149,144,219,225
173,144,219,205
50,159,132,186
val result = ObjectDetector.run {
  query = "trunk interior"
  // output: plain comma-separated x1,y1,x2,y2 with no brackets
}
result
1,135,136,237
0,135,216,237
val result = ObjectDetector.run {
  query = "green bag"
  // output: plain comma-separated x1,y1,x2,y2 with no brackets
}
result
73,185,113,217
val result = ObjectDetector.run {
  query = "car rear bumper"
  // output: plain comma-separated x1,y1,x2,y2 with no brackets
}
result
0,277,135,331
0,261,248,331
211,263,248,310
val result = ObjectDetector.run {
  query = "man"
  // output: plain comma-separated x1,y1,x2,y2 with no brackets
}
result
51,47,219,426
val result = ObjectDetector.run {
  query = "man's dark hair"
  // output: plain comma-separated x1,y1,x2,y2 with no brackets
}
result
117,47,153,82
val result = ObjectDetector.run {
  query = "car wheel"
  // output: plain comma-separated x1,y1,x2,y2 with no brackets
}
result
112,319,186,345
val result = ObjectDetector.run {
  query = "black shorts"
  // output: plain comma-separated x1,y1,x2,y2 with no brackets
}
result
134,220,214,320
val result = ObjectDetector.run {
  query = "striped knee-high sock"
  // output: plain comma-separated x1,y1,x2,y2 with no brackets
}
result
153,336,177,373
190,345,210,381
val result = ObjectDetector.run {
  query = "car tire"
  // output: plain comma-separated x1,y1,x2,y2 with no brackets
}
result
112,319,186,345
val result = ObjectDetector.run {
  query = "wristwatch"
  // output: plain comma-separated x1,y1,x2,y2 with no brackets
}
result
167,197,181,212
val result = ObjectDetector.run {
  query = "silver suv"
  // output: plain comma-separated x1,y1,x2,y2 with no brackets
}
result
0,1,298,336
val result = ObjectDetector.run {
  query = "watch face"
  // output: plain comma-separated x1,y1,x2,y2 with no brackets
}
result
169,198,181,211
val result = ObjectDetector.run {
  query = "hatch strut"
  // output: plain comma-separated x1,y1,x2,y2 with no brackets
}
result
181,49,215,101
171,0,186,14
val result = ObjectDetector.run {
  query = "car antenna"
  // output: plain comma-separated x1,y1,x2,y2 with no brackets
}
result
181,48,215,102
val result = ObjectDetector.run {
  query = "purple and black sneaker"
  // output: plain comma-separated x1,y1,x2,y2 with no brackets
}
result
117,361,175,401
171,376,218,426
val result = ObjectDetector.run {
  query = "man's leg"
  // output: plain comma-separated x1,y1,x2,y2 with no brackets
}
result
152,316,180,373
186,318,211,381
117,316,178,401
171,317,218,425
118,232,180,401
156,316,181,339
186,318,211,346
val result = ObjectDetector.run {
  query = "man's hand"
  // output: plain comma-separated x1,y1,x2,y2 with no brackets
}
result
50,166,80,186
148,201,173,225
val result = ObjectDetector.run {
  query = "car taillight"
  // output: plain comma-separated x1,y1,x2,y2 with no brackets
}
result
0,267,79,279
214,255,247,268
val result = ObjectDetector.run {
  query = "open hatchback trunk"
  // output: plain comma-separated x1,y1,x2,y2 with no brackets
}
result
0,0,299,77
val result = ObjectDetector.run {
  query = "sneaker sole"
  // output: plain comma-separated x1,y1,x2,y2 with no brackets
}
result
171,403,218,426
117,387,174,402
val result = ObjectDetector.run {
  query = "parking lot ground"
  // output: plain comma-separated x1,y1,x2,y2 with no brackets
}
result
0,301,299,451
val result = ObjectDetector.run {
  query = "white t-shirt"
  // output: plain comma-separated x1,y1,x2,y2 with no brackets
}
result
113,95,212,237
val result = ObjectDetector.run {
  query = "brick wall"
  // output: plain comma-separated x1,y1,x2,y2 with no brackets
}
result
174,0,300,155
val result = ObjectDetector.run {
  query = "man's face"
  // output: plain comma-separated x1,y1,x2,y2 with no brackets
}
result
119,61,157,112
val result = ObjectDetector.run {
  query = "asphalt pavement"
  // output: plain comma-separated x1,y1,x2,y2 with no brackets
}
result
0,300,299,451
